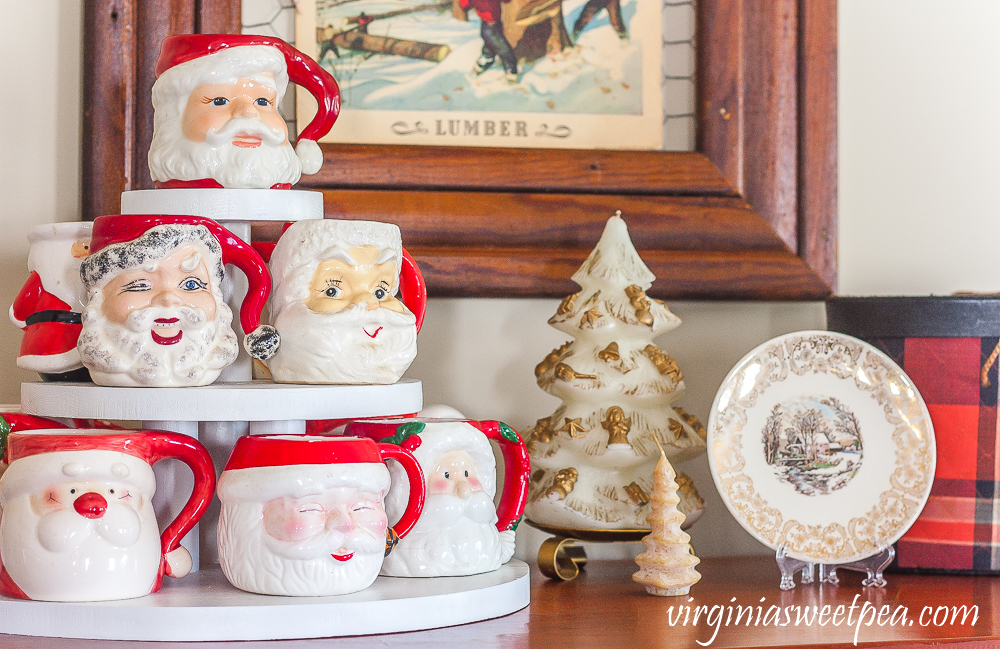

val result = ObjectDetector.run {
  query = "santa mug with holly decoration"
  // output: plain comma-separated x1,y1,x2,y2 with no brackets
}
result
216,435,425,596
77,214,278,387
264,219,426,385
344,418,530,577
0,415,215,602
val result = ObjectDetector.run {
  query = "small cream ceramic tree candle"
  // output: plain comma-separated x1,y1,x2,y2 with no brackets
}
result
633,443,701,596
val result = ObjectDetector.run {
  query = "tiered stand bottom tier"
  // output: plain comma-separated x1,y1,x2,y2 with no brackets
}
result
0,562,530,642
10,380,530,641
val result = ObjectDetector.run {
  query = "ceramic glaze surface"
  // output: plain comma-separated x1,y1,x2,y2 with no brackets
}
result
77,215,277,387
707,331,937,564
216,435,425,596
349,419,530,577
0,427,215,602
9,222,93,377
148,35,340,189
524,214,708,532
265,220,426,385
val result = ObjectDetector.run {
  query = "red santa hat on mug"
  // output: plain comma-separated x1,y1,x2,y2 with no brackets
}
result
154,34,341,176
217,436,392,505
81,215,280,361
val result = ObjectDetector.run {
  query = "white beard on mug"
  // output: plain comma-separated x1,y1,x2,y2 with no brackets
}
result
218,502,386,596
380,491,515,577
148,115,302,189
268,301,418,384
0,495,162,600
77,293,239,387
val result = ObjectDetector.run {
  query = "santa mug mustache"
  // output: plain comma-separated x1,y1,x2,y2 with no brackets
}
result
0,415,215,602
345,418,531,577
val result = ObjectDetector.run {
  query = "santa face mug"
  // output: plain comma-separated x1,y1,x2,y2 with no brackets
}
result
344,418,531,577
265,219,427,385
216,435,426,596
0,415,215,601
9,222,93,381
77,214,279,387
149,34,340,189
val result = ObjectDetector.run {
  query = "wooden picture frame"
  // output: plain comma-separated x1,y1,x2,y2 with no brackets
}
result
82,0,836,300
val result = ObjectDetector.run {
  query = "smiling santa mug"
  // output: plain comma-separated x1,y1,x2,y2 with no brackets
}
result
265,219,426,385
77,214,278,387
0,416,215,601
217,435,425,596
148,34,340,189
345,418,531,577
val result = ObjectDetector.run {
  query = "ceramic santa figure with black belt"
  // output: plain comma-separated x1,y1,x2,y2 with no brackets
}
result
147,34,341,190
9,222,93,381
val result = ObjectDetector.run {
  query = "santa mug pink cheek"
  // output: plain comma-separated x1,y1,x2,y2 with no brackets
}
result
344,419,531,578
216,435,425,596
0,417,215,602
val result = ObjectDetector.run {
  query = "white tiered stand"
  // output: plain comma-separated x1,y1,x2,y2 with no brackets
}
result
2,190,529,641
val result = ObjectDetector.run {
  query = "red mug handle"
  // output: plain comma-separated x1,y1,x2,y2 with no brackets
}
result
472,421,531,532
400,248,426,334
377,443,426,554
143,432,216,572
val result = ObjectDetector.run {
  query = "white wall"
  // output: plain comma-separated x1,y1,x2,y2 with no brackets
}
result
0,1,82,394
1,0,995,560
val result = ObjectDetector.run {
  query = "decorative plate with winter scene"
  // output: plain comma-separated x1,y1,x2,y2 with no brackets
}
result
708,331,936,564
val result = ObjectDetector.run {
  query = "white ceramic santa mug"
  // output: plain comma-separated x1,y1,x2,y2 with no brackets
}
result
216,435,425,596
0,415,215,602
344,418,531,577
264,219,427,385
78,214,278,387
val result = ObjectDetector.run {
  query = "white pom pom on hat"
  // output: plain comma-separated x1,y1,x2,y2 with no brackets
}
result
295,139,324,176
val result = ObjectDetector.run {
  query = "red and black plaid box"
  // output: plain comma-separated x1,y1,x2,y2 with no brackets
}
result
827,296,1000,574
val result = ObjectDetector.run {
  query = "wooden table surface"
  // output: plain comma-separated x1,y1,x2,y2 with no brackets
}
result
1,556,997,648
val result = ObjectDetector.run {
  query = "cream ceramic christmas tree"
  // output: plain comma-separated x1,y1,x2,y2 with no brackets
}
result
633,446,701,596
524,212,706,531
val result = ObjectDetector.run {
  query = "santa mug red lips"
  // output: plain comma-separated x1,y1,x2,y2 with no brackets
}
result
77,214,278,387
216,435,426,596
0,415,215,602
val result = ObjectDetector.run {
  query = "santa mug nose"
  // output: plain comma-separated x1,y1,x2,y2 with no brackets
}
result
73,492,108,519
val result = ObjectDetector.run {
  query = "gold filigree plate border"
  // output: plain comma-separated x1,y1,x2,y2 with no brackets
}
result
708,331,936,564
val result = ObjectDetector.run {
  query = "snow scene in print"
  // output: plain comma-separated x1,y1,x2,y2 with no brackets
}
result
312,0,648,114
762,396,863,497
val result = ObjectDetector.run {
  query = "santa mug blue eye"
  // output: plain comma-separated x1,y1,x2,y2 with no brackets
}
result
212,97,228,106
374,288,387,300
324,286,341,298
255,98,270,107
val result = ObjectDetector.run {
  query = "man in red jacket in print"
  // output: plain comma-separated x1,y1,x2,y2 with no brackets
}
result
459,0,519,82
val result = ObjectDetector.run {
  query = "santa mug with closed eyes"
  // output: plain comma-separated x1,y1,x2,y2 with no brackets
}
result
216,435,426,596
0,415,215,602
264,219,426,385
344,418,531,577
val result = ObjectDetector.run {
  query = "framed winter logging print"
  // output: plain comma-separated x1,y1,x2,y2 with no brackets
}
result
295,0,667,150
81,0,837,301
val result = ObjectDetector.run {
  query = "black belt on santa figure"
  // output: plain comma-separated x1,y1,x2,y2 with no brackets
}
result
25,310,83,326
